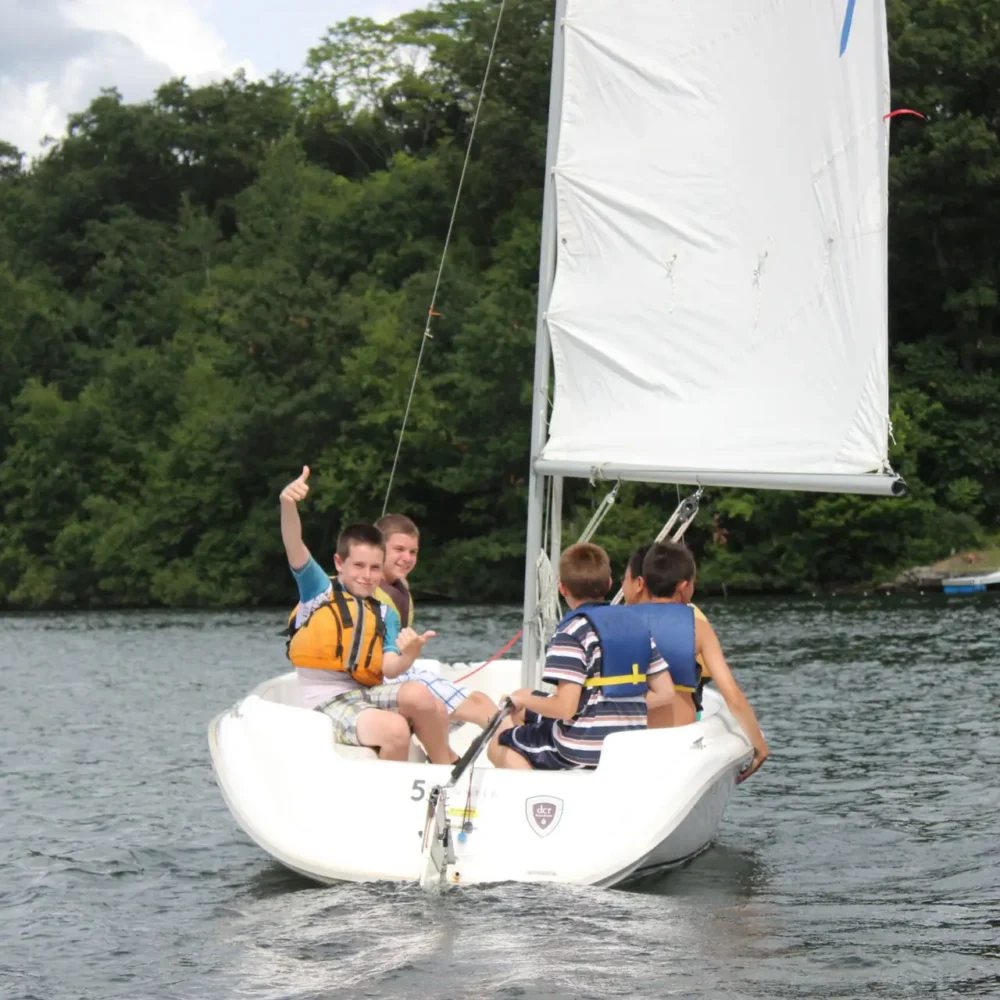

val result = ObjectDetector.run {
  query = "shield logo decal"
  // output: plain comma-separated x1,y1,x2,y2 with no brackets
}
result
525,796,564,838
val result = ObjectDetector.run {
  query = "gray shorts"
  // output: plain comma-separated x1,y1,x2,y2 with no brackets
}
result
314,684,403,745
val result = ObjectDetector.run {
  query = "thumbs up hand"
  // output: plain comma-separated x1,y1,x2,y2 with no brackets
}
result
280,466,311,505
397,628,437,657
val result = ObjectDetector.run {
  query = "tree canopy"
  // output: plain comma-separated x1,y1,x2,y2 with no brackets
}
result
1,0,998,608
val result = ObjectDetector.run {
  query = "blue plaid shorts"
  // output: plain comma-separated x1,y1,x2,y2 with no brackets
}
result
390,665,468,713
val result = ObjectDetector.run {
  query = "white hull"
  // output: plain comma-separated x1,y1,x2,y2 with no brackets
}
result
208,659,752,887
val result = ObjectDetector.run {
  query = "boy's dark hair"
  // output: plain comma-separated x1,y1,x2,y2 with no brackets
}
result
627,544,651,581
375,513,419,539
642,542,696,598
336,523,386,559
559,542,612,601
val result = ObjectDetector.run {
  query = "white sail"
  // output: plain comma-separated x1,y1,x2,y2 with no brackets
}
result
538,0,891,483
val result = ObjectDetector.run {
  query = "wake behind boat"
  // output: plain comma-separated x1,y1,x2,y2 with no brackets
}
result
209,658,752,886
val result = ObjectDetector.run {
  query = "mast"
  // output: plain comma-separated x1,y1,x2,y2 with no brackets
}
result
521,0,568,687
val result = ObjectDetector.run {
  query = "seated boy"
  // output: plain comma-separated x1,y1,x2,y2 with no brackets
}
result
487,542,675,771
638,542,769,781
623,542,710,724
278,466,453,764
374,513,498,730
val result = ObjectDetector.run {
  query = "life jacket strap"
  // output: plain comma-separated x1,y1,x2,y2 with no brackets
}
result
365,596,387,639
361,596,386,670
331,582,354,660
583,662,646,688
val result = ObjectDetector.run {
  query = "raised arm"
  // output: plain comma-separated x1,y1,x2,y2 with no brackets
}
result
696,617,769,781
279,466,312,571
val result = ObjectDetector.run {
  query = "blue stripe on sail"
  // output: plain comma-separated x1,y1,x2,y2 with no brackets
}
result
839,0,857,57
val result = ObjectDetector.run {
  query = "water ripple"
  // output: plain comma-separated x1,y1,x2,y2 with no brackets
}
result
1,595,998,999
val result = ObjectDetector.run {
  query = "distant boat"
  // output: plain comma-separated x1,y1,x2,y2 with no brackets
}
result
942,570,1000,594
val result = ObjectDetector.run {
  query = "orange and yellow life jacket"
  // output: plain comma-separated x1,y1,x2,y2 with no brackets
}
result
285,581,386,687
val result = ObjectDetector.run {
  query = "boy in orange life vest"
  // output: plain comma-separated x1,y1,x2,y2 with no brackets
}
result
374,514,498,729
279,466,453,764
640,542,770,782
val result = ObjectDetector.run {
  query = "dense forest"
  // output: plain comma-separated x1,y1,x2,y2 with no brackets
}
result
0,0,998,608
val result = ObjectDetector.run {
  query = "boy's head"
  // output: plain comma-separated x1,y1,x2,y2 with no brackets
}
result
622,543,651,605
558,543,612,607
334,523,386,598
642,542,696,602
375,514,419,585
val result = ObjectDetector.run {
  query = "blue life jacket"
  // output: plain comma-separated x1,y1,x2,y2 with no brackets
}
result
555,603,653,698
632,603,699,699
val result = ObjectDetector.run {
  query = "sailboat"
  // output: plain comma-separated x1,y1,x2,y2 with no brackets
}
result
209,0,904,887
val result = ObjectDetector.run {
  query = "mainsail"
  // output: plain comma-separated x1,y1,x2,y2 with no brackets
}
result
533,0,896,489
520,0,901,679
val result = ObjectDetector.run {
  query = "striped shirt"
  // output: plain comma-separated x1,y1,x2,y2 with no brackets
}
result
544,614,668,767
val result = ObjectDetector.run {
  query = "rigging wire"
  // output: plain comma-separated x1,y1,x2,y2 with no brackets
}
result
381,0,509,516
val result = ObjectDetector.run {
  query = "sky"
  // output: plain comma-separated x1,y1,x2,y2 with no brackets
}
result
0,0,425,158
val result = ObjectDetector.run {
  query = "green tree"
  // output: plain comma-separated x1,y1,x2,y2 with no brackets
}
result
0,0,998,608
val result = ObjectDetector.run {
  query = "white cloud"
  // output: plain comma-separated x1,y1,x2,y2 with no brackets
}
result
63,0,244,81
371,1,425,19
0,0,430,159
0,0,252,158
0,81,65,155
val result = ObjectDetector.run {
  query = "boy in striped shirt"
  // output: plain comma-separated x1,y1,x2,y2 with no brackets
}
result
487,543,675,770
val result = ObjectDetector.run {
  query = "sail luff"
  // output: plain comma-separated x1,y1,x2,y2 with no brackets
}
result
521,0,569,686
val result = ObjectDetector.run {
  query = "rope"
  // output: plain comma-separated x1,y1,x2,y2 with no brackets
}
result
381,0,508,517
609,487,704,605
455,629,523,684
542,475,552,557
520,480,620,677
536,549,560,641
456,486,702,683
577,480,621,543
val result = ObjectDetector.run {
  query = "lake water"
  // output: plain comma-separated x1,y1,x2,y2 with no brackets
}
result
2,595,998,999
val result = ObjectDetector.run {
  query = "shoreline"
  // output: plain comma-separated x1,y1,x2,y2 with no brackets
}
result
3,546,1000,612
876,546,1000,593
